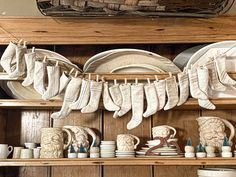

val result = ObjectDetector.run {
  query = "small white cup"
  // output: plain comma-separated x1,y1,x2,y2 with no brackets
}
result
222,151,232,157
184,146,194,153
68,153,77,158
78,153,87,158
90,153,100,158
185,152,195,158
12,147,24,159
20,149,33,159
90,147,100,153
222,146,231,152
0,144,13,159
33,148,41,159
24,142,36,149
196,152,206,158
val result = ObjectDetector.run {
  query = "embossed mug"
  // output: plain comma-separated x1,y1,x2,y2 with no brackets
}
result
40,128,72,158
117,134,140,151
152,125,176,139
0,144,13,159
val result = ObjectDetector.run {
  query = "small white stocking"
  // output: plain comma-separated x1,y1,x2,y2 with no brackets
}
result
51,77,82,119
58,71,71,94
143,83,158,117
33,61,47,95
154,80,166,111
9,45,27,78
188,68,207,99
127,83,144,130
205,60,226,91
0,42,17,74
109,84,123,118
81,81,103,113
215,55,236,85
118,83,132,117
177,71,189,106
102,82,120,111
42,65,60,100
70,79,90,110
164,76,179,110
22,51,36,87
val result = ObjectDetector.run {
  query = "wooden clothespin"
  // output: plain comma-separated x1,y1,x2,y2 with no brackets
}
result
147,78,151,85
154,75,158,81
69,68,74,75
32,47,35,53
43,56,47,62
88,73,91,81
124,78,127,85
114,79,117,85
74,71,79,78
96,75,99,82
135,78,138,84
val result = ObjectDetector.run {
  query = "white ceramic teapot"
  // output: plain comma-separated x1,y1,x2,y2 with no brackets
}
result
63,125,97,152
197,116,235,147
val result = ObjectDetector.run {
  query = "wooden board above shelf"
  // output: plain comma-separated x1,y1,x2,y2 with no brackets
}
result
0,158,236,166
0,16,236,45
0,98,236,110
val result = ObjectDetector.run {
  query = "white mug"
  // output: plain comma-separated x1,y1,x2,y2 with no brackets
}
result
0,144,13,159
20,149,33,159
152,125,176,139
117,134,140,151
12,147,24,159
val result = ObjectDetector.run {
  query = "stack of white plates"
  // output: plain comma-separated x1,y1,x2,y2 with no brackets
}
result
100,141,116,158
115,150,135,158
198,168,236,177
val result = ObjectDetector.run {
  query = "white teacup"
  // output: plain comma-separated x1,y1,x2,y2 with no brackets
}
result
24,142,36,149
152,125,176,139
12,147,24,159
20,149,33,159
117,134,140,151
0,144,13,159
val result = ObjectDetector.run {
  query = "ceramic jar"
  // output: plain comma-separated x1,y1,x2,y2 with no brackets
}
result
40,128,72,158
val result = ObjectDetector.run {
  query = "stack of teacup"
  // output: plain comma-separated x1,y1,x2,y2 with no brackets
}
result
100,141,116,158
116,134,140,158
12,142,41,159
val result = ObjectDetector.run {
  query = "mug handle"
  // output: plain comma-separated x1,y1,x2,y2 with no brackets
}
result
62,128,72,149
8,146,13,156
165,126,176,138
130,135,140,149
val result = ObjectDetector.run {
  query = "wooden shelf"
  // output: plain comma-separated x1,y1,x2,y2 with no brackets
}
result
0,158,236,166
0,16,236,45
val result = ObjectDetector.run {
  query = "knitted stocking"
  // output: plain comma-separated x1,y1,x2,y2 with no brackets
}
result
9,45,27,78
177,71,189,106
109,84,123,118
205,60,226,91
42,65,60,100
154,80,166,111
102,82,120,111
215,55,236,86
58,71,71,94
81,81,103,113
22,50,36,87
163,76,179,110
118,83,132,117
70,79,90,110
33,61,47,95
127,83,144,130
51,77,82,119
188,68,207,99
143,83,158,117
0,41,17,74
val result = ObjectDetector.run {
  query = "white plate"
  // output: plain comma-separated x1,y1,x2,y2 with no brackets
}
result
198,168,236,177
84,49,181,73
111,64,164,73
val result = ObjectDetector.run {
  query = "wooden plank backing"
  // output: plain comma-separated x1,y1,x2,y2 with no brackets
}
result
0,16,236,44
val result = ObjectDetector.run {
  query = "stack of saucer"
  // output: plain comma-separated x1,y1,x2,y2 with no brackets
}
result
100,141,116,158
115,150,135,158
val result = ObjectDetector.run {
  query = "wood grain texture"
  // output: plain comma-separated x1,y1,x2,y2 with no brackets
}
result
20,110,51,177
103,111,152,177
153,110,200,177
51,110,102,177
0,16,236,44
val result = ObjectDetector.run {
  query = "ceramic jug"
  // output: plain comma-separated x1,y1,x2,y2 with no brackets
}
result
152,125,176,139
197,116,235,147
63,125,97,152
40,127,72,158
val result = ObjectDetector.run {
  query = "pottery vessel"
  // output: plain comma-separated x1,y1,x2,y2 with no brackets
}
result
117,134,140,151
152,125,176,139
197,117,235,148
63,125,97,152
40,128,72,158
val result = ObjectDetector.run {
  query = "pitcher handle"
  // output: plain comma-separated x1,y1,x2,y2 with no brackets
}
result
62,128,72,149
83,127,97,148
221,119,235,145
165,126,176,138
8,146,13,156
130,135,140,149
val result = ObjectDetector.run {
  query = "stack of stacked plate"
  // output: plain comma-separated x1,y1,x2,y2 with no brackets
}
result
136,139,183,157
115,150,135,158
100,141,116,158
